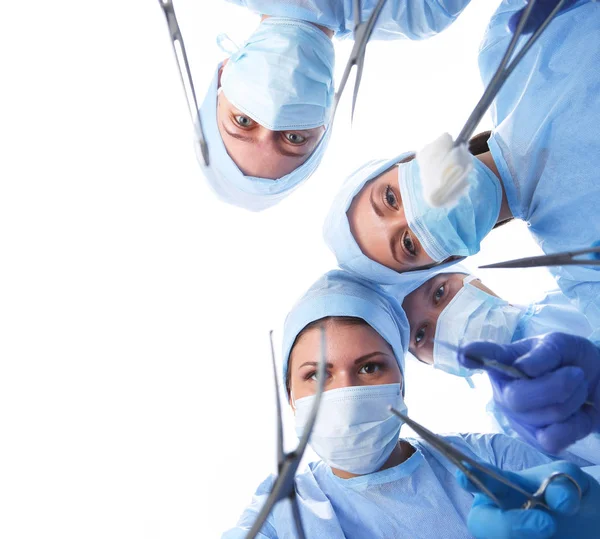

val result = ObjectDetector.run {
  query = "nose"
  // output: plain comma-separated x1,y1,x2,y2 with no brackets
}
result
329,370,362,390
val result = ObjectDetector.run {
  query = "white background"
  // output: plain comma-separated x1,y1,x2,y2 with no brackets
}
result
0,1,560,537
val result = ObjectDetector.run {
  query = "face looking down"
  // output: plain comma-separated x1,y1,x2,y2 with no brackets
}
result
401,273,500,365
216,88,326,180
287,317,403,404
346,165,438,272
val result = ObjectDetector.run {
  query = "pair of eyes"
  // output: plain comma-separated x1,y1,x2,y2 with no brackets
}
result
234,115,307,144
304,362,382,381
384,185,417,257
414,284,446,345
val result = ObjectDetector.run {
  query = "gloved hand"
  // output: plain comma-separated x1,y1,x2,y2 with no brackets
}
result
508,0,578,34
458,460,599,539
459,333,600,454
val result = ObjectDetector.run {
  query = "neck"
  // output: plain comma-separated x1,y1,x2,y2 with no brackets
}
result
475,151,513,223
260,15,335,38
331,440,416,479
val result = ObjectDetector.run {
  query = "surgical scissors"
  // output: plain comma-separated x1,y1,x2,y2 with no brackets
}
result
388,407,583,511
246,329,327,539
454,0,568,146
158,0,210,166
332,0,388,123
479,245,600,270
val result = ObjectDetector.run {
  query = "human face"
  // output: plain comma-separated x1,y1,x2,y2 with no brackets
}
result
402,274,500,364
288,319,402,404
346,166,437,272
216,91,325,179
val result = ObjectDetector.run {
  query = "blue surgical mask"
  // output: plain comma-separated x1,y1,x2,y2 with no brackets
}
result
294,383,406,475
434,276,524,377
398,157,502,261
220,18,335,131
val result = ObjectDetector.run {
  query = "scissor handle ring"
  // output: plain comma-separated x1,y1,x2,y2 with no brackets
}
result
522,471,583,510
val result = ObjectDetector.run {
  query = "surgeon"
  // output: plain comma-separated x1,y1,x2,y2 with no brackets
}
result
324,0,600,330
222,270,599,538
396,265,600,464
201,0,476,211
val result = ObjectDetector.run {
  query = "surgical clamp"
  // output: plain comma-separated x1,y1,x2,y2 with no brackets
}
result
388,407,582,511
246,329,327,539
332,0,388,123
158,0,210,166
479,245,600,270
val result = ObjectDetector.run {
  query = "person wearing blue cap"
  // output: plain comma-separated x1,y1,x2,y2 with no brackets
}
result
222,270,600,539
392,265,600,465
324,0,600,330
201,0,478,211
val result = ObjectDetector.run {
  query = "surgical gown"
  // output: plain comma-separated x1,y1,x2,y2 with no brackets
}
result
479,0,600,338
226,0,473,40
223,433,551,538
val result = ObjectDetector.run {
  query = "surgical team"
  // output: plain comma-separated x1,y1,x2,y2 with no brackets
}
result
188,0,600,537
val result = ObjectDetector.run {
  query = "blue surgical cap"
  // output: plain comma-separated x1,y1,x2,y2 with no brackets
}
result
196,64,331,212
323,154,462,284
383,263,472,305
282,270,410,395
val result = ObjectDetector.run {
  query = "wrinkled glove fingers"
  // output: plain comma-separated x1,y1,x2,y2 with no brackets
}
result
500,367,586,413
536,409,598,454
468,502,556,539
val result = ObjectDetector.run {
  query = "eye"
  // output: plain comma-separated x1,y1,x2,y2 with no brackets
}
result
234,115,254,128
359,362,381,375
385,185,399,209
434,284,445,303
284,132,306,144
403,232,416,256
415,326,426,346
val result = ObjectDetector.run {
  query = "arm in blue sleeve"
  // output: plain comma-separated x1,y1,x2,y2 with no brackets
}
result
221,475,279,539
353,0,473,40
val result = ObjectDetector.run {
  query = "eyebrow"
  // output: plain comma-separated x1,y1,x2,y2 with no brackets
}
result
369,185,384,218
221,122,308,159
297,351,390,371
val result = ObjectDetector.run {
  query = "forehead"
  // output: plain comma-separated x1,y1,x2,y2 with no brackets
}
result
290,319,392,365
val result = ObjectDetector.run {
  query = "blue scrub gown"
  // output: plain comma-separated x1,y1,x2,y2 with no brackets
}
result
226,0,473,40
223,433,551,538
479,0,600,338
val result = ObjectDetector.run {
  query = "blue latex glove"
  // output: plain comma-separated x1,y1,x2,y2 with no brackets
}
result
508,0,578,33
458,460,599,539
459,333,600,454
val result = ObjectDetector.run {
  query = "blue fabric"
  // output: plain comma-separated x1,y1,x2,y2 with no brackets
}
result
398,157,502,261
479,0,600,331
323,155,463,284
281,270,409,393
221,18,335,130
225,0,472,40
198,64,331,212
222,433,551,538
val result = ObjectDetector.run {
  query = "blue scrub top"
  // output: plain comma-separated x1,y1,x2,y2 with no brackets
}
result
479,0,600,336
226,0,473,40
223,433,551,538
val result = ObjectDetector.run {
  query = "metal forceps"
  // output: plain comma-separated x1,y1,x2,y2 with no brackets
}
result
454,0,568,146
332,0,388,122
246,329,327,539
479,245,600,270
435,339,529,380
388,407,583,511
158,0,209,166
435,339,595,406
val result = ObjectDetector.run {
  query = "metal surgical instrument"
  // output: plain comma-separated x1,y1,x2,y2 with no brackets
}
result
332,0,388,122
435,339,529,380
479,245,600,270
388,407,583,511
434,339,595,407
158,0,210,166
454,0,568,146
246,329,327,539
